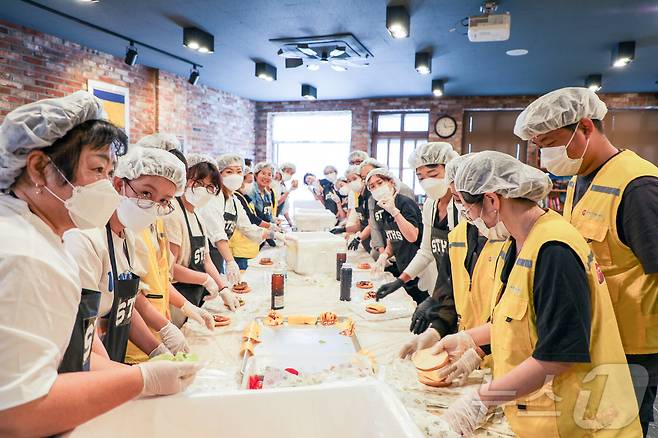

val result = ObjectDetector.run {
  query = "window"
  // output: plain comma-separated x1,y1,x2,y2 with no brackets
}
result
463,110,526,162
372,111,429,195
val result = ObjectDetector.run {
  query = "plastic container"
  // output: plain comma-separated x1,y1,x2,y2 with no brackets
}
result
285,232,345,276
294,208,337,232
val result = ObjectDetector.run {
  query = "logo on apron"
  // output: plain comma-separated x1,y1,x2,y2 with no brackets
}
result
82,316,96,365
193,247,205,265
431,238,448,254
375,210,385,222
385,229,404,241
115,295,136,327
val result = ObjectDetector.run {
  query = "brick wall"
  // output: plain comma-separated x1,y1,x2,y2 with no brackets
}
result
0,20,255,158
255,93,658,162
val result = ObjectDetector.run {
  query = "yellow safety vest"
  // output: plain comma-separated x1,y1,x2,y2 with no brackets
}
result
448,221,506,330
490,210,640,437
124,218,171,364
563,150,658,355
229,192,260,260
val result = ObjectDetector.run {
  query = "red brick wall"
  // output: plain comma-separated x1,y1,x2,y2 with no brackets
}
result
255,93,658,162
0,20,255,158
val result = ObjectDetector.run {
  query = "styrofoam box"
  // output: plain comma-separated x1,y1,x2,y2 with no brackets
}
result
294,208,337,232
65,380,423,438
285,231,345,276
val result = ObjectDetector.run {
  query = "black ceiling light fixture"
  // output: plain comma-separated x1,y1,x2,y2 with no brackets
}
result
415,51,431,75
612,41,635,68
255,62,277,81
301,84,317,100
188,65,200,85
386,5,410,39
183,27,214,53
432,79,445,97
585,74,602,92
124,41,138,66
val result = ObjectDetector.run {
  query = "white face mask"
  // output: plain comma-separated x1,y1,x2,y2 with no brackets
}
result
282,173,292,182
349,179,364,193
184,187,213,209
339,185,351,196
371,184,394,202
325,172,338,183
116,197,158,232
222,174,244,192
44,164,121,229
539,123,589,176
242,182,254,193
419,178,448,200
472,200,510,240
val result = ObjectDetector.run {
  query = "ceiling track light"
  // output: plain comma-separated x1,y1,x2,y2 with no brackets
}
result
612,41,635,68
188,65,200,85
183,27,214,54
415,51,431,75
432,79,445,97
386,5,410,39
124,41,138,66
585,74,602,92
255,62,277,81
301,84,317,100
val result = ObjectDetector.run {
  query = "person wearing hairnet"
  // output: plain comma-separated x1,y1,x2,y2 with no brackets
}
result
377,143,458,307
516,87,658,436
0,92,197,436
349,150,369,166
366,168,429,304
435,151,640,437
250,162,283,247
164,153,238,323
318,164,345,219
123,135,215,364
199,154,282,281
275,162,298,227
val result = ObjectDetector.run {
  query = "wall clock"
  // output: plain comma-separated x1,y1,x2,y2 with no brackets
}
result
434,115,457,138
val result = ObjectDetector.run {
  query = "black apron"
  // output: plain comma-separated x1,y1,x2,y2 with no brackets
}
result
102,225,140,363
174,197,208,307
356,190,372,252
430,201,458,266
209,197,239,273
58,288,101,373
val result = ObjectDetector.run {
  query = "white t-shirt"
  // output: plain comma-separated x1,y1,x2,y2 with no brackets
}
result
162,199,209,268
198,194,264,245
63,227,147,317
0,195,81,410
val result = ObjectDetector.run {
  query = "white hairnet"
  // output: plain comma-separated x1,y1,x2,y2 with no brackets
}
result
409,142,459,169
358,157,386,174
349,150,369,163
0,90,105,189
279,162,296,173
345,165,359,178
254,161,274,174
365,167,401,191
445,153,474,186
514,87,608,140
186,152,216,169
115,146,187,196
454,151,552,203
216,153,244,172
135,132,181,151
324,165,338,174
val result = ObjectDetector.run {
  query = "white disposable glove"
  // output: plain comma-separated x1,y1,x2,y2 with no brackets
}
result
202,274,220,299
219,287,240,311
441,390,489,437
329,193,341,203
377,198,400,217
437,348,483,386
148,343,171,359
430,331,478,363
269,223,283,233
137,360,200,397
158,322,190,354
372,253,388,275
181,301,215,331
226,260,241,284
399,328,441,360
269,231,285,242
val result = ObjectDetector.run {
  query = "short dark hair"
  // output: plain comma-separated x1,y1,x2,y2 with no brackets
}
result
168,149,187,167
563,119,603,133
460,192,484,205
244,158,253,167
187,162,221,193
303,172,315,185
41,119,127,184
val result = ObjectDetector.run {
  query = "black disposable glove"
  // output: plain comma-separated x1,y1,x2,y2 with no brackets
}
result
409,296,442,335
347,236,361,251
376,278,404,301
330,226,346,235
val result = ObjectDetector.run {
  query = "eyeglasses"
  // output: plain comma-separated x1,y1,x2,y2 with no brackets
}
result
461,203,479,223
123,179,175,216
192,180,219,195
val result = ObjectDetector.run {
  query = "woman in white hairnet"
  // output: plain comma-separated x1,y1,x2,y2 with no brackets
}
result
0,92,197,436
319,164,344,219
199,154,282,277
250,161,283,247
376,143,458,314
274,162,298,227
164,153,238,325
230,164,267,270
365,167,428,304
349,149,369,166
434,151,640,437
